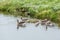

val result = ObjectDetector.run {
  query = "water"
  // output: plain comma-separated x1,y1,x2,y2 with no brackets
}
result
0,14,60,40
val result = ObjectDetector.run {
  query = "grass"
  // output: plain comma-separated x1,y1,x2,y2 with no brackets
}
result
0,0,60,27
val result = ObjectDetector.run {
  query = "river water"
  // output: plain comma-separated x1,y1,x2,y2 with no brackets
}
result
0,14,60,40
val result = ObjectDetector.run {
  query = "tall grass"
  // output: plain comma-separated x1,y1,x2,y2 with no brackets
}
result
0,0,60,26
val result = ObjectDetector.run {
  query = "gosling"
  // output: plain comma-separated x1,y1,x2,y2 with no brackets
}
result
21,17,28,22
41,19,48,25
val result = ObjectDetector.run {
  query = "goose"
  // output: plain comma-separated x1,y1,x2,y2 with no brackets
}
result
46,21,55,27
21,17,28,22
35,22,40,27
26,19,39,23
41,19,48,25
17,19,26,29
17,19,25,24
35,20,41,27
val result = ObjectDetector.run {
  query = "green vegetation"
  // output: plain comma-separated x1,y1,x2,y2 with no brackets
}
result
0,0,60,26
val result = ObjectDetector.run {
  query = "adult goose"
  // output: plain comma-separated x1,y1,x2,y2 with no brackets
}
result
46,21,55,27
17,19,26,29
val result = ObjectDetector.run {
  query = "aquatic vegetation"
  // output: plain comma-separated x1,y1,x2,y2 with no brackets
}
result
0,0,60,27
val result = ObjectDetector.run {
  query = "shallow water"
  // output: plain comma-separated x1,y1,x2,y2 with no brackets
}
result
0,14,60,40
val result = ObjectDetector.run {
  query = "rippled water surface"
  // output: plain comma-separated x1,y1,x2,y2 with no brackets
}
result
0,14,60,40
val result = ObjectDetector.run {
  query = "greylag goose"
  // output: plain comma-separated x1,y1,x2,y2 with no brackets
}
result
46,21,55,27
35,20,41,27
41,19,48,25
35,22,40,27
21,17,28,22
17,19,26,29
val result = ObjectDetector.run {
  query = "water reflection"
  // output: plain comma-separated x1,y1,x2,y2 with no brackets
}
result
0,14,60,40
16,17,57,30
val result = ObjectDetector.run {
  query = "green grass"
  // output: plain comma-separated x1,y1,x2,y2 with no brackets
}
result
0,0,60,26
